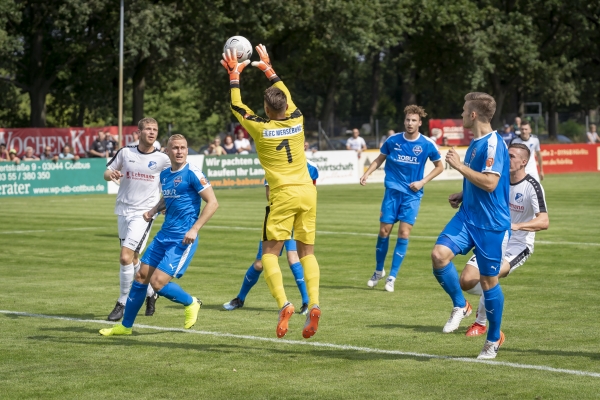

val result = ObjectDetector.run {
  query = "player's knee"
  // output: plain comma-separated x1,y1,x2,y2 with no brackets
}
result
150,279,165,292
378,226,391,237
254,260,263,271
120,254,134,266
431,246,450,268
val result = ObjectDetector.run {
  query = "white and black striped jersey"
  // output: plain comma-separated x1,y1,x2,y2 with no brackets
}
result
509,174,548,251
107,146,171,216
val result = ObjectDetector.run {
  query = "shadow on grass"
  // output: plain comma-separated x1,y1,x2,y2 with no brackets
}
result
367,324,442,333
320,285,374,291
502,347,600,361
162,304,276,313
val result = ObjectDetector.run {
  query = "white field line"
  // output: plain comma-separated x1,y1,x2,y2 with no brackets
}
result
0,227,102,235
204,225,600,247
1,225,598,247
1,309,599,379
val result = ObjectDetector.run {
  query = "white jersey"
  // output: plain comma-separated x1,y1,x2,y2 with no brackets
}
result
509,174,547,251
107,146,171,216
346,136,366,151
511,135,541,181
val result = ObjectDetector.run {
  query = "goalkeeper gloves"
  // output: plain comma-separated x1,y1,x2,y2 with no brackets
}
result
251,44,277,81
221,49,250,85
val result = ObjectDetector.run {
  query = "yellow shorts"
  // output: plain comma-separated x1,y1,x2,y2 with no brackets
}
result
263,184,317,244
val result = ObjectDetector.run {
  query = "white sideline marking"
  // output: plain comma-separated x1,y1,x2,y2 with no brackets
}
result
0,227,102,235
204,225,600,247
1,309,599,379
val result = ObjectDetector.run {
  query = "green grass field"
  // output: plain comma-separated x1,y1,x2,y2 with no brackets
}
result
2,173,600,399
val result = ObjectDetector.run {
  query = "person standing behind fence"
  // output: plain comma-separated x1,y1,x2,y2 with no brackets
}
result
510,121,543,181
587,124,598,144
347,128,367,158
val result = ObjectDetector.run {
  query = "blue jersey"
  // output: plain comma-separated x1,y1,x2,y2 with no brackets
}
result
458,131,510,231
159,163,211,237
380,133,441,198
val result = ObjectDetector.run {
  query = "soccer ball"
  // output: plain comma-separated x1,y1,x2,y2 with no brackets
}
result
223,36,253,62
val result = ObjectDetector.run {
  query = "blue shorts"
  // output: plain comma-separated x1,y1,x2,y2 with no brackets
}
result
141,231,199,279
380,188,421,225
256,238,297,260
436,212,510,277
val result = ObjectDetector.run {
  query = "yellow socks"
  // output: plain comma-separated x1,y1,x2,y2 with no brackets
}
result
262,253,287,308
300,254,320,309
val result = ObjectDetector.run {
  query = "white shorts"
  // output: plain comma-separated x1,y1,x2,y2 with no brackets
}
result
466,240,532,275
117,214,154,253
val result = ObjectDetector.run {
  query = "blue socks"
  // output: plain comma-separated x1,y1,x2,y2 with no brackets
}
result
289,262,309,304
483,283,504,342
238,265,262,301
389,238,408,278
433,262,466,308
122,281,147,328
157,282,193,306
375,236,390,272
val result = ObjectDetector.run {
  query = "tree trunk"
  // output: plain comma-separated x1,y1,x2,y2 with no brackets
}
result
321,68,339,136
401,68,416,107
132,57,150,125
548,102,557,139
491,75,507,129
369,51,381,130
28,29,51,127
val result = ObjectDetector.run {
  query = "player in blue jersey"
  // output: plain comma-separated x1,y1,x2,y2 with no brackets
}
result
360,105,444,292
223,161,319,314
100,134,219,336
430,92,511,359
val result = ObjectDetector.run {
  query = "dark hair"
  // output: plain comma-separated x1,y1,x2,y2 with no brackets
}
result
521,120,531,128
264,87,287,113
464,92,496,122
509,143,531,162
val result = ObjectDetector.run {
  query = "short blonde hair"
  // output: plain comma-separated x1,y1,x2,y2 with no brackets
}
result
138,117,158,130
404,105,427,119
167,134,186,145
464,92,496,122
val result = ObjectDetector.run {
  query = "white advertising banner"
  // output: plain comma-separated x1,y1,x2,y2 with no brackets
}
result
425,146,468,181
358,150,386,183
305,150,359,185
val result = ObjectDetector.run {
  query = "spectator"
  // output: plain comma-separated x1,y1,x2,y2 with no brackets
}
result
500,124,514,146
40,146,58,162
587,124,598,144
0,143,8,162
513,116,522,136
346,128,367,158
205,137,226,156
379,130,397,148
127,130,161,150
234,130,252,154
234,124,249,139
22,146,40,161
442,136,450,147
304,141,317,153
223,135,237,154
59,145,80,161
8,148,20,164
103,132,119,157
89,131,107,157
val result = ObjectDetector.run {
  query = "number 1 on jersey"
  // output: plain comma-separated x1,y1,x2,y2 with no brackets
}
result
276,139,293,163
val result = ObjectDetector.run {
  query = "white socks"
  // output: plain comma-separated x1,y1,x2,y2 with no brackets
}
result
475,295,487,325
466,282,483,295
118,263,135,304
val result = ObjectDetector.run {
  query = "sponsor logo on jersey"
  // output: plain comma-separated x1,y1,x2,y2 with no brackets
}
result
395,154,419,164
413,145,422,156
486,157,494,168
515,193,524,203
148,161,157,170
129,160,135,163
174,176,182,187
126,171,155,181
262,124,303,138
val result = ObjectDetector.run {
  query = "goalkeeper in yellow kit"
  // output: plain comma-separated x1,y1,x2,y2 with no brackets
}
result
221,45,321,339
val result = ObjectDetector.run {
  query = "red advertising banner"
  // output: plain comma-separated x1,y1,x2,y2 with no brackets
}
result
540,144,600,174
0,126,139,157
428,119,474,146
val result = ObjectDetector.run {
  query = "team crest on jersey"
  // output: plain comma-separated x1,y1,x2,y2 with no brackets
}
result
148,161,157,170
471,148,477,159
486,158,494,168
174,176,182,187
515,193,524,203
200,176,208,186
413,145,422,156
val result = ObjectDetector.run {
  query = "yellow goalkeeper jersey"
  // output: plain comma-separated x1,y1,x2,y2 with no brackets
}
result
230,80,311,189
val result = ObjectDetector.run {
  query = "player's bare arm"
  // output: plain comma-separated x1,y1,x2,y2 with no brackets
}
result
448,191,463,208
104,169,123,182
143,197,166,222
182,187,219,245
446,147,500,192
512,212,549,232
360,153,387,185
536,150,544,180
409,160,444,192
